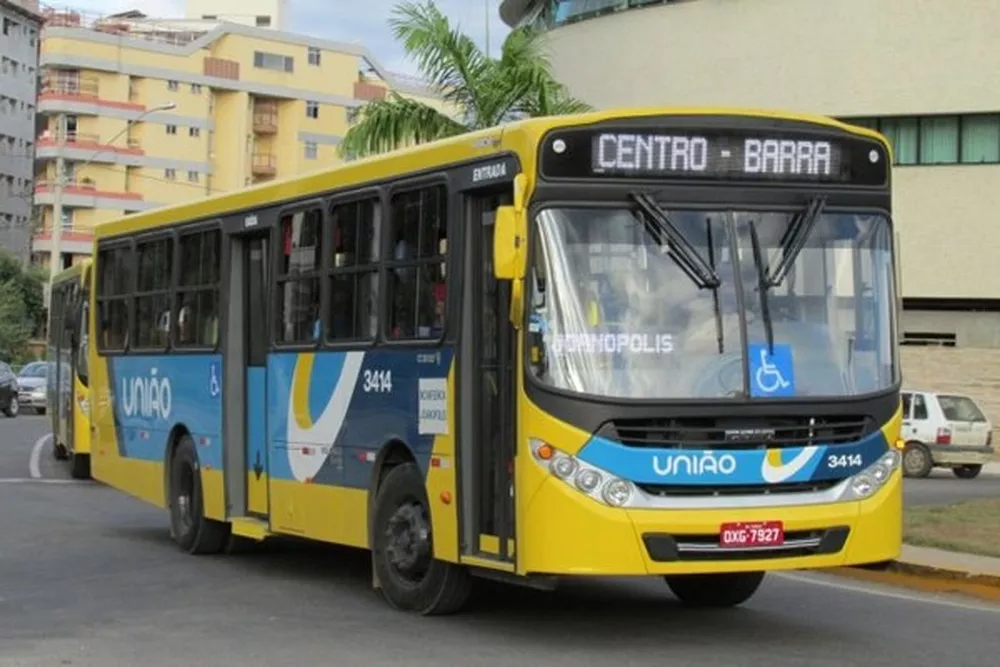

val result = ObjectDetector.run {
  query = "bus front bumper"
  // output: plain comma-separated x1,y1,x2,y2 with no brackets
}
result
518,471,902,577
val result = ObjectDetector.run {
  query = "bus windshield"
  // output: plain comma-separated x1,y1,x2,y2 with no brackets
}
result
527,205,897,400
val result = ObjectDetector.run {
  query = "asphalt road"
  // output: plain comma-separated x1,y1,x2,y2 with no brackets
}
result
2,415,999,667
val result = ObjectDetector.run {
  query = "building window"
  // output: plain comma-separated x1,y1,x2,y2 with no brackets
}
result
165,168,176,180
191,83,202,94
961,115,1000,163
304,141,318,160
277,208,323,343
166,124,178,135
256,15,271,27
188,170,199,182
176,229,221,347
386,185,448,340
133,237,173,349
919,116,959,164
167,80,179,91
253,51,294,73
306,101,319,119
308,47,321,66
844,113,1000,166
328,198,380,341
189,126,200,138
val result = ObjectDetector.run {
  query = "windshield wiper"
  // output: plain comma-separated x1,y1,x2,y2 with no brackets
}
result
765,195,827,287
628,192,720,289
705,219,724,354
748,219,774,353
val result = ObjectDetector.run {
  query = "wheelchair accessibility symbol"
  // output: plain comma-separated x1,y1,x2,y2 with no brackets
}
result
209,362,221,398
748,343,795,398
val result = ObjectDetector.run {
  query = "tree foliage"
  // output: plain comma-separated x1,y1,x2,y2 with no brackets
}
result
0,249,45,362
339,1,591,159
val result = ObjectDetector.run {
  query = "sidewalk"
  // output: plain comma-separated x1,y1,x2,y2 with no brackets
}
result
983,462,1000,476
899,544,1000,579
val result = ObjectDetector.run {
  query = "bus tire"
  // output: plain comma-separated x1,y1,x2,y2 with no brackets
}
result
168,436,230,555
52,440,69,461
69,452,90,479
664,571,765,608
371,462,471,615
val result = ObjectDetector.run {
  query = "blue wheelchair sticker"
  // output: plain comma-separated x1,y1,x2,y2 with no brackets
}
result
748,343,795,397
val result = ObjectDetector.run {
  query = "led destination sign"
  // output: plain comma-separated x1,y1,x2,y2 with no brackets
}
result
540,126,888,186
594,133,838,179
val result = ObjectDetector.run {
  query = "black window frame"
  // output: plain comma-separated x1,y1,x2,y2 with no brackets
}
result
324,189,383,347
272,199,326,349
95,239,134,354
380,177,452,347
173,220,223,353
131,230,176,353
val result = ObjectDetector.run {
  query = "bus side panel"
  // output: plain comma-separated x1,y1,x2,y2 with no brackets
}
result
71,375,91,455
92,353,225,519
264,348,459,561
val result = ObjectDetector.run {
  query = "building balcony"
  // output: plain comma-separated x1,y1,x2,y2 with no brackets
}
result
33,180,153,212
31,227,95,256
251,153,277,177
35,131,144,160
253,112,278,134
38,73,147,113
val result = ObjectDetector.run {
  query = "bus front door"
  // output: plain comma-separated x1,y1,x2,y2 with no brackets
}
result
459,188,517,565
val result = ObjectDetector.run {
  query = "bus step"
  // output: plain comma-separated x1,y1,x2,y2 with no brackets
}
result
230,517,270,541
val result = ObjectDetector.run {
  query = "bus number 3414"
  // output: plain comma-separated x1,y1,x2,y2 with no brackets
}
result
363,369,393,393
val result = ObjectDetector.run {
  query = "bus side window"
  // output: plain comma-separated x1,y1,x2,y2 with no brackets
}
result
387,184,448,340
176,228,221,348
278,208,323,343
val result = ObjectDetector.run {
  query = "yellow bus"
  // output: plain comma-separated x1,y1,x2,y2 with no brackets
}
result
48,259,93,479
88,107,903,614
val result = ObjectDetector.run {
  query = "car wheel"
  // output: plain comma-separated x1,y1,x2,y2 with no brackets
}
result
2,396,18,418
902,442,932,478
952,465,982,480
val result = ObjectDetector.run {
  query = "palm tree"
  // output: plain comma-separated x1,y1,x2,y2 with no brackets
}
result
339,1,592,159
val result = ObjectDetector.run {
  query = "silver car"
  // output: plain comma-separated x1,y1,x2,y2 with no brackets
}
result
16,361,48,414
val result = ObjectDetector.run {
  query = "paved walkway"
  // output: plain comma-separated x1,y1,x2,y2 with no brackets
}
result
983,462,1000,476
900,544,1000,578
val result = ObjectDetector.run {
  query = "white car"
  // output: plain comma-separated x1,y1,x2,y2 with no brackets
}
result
900,389,994,479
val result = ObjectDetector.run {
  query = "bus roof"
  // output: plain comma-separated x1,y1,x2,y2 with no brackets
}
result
92,105,889,240
50,258,91,285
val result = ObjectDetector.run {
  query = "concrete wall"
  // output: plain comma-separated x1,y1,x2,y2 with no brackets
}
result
533,0,1000,302
901,346,1000,436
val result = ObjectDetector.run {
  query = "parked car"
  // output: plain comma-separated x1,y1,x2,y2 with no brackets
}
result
16,360,48,415
900,389,994,479
0,361,20,418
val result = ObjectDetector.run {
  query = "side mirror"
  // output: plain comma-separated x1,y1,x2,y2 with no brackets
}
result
493,205,527,281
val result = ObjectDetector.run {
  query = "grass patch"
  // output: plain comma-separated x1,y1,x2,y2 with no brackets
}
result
904,498,1000,559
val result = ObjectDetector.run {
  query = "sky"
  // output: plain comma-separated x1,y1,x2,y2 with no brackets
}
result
54,0,513,76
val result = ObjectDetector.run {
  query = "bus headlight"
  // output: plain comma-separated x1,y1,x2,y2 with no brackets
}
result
842,449,901,501
530,439,635,508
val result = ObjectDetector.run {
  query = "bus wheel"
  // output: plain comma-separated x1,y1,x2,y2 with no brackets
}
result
69,452,90,479
168,436,229,555
665,571,765,608
371,462,471,615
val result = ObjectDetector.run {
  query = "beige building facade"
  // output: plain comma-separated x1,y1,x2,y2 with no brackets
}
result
501,0,1000,414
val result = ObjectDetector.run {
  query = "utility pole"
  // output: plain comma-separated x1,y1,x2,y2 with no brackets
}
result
485,0,491,59
48,112,67,287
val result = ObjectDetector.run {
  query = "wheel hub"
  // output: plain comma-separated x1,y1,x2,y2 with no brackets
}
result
385,502,431,581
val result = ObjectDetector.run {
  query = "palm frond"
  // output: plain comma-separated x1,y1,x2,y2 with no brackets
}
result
338,93,469,159
389,1,491,124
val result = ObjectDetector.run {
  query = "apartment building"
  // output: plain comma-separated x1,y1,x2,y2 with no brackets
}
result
0,0,41,263
185,0,287,31
32,8,447,272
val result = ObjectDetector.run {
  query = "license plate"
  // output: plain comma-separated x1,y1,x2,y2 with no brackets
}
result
719,521,785,548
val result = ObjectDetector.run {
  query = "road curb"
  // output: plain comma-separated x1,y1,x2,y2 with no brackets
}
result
825,562,1000,603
